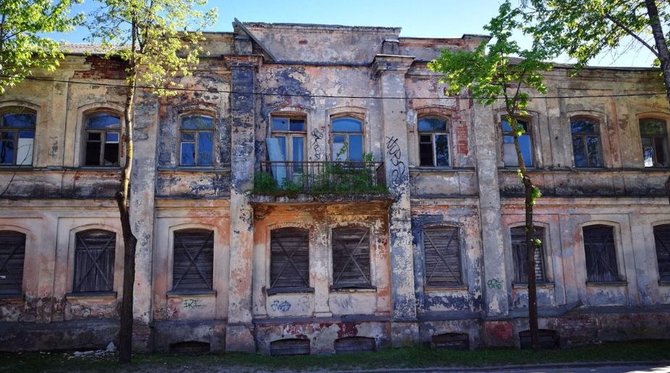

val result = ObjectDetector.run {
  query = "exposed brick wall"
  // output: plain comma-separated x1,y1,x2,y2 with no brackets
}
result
73,56,127,80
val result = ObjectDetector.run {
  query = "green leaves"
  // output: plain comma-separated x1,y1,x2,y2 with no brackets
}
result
0,0,83,94
87,0,217,96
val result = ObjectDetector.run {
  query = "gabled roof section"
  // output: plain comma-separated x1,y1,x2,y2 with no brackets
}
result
239,21,401,64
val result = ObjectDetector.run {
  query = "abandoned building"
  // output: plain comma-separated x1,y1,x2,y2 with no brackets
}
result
1,20,669,354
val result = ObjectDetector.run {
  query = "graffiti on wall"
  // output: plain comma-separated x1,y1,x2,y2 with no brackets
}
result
270,300,291,312
311,128,323,160
386,136,406,185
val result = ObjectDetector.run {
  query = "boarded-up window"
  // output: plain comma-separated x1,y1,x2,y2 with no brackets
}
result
423,226,462,287
654,224,670,282
0,231,26,295
172,229,214,291
270,228,310,290
583,225,620,283
73,229,115,293
332,227,371,289
511,226,546,283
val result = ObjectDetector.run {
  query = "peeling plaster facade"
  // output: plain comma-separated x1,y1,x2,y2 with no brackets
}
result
1,22,669,354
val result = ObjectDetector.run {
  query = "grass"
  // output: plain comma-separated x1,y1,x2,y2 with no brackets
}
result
2,340,670,372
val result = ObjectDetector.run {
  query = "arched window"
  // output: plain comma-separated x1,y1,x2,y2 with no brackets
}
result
502,118,533,167
332,226,371,289
511,226,546,283
180,115,214,166
654,224,670,282
0,230,26,295
172,229,214,291
0,108,36,166
331,117,363,161
582,225,621,283
84,112,121,166
422,226,462,287
73,229,116,293
571,118,603,167
418,116,450,167
639,118,669,167
270,227,310,291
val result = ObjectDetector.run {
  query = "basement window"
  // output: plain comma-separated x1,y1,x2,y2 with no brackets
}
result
511,226,546,284
172,229,214,292
331,226,372,289
0,231,26,296
423,226,463,287
73,229,116,293
654,224,670,283
269,228,310,292
84,113,121,167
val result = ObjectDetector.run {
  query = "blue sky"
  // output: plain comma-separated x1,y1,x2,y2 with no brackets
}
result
58,0,655,67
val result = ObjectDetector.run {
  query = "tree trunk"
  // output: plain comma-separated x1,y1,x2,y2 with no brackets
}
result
118,77,137,364
644,0,670,106
512,124,540,351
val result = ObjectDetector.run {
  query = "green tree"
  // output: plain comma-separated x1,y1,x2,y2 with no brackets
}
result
429,0,551,350
0,0,83,93
86,0,215,363
524,0,670,104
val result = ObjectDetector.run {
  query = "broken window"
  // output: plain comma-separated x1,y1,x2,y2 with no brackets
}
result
268,116,306,180
511,226,546,284
73,229,116,293
331,117,363,161
0,108,35,166
180,115,214,167
332,226,371,289
270,228,310,291
502,118,533,167
84,112,121,167
571,118,603,168
418,117,449,167
654,224,670,282
0,231,26,296
172,229,214,292
639,118,669,167
423,226,462,287
583,225,621,283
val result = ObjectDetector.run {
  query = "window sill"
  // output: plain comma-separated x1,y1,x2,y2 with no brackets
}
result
410,167,476,173
77,166,121,171
65,291,117,300
586,281,627,287
658,280,670,286
266,287,314,296
424,285,468,292
167,289,216,297
0,292,23,300
512,282,554,289
330,286,376,293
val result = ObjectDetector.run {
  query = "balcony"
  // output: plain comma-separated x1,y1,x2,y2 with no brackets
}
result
254,161,387,197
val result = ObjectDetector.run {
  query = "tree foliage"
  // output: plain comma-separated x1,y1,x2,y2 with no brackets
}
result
86,0,216,363
0,0,83,93
429,0,551,350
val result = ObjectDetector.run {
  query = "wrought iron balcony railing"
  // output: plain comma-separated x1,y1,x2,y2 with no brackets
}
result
255,161,387,195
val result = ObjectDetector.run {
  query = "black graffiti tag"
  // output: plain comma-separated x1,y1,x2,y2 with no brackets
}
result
386,136,407,185
311,128,323,160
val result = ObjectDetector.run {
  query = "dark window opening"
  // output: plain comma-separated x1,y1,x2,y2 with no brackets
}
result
583,225,620,283
571,118,603,168
84,113,121,167
654,224,670,282
418,117,449,167
270,228,310,290
640,118,669,167
511,226,546,283
73,230,115,293
332,226,371,289
0,231,26,296
423,226,463,287
172,229,214,292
